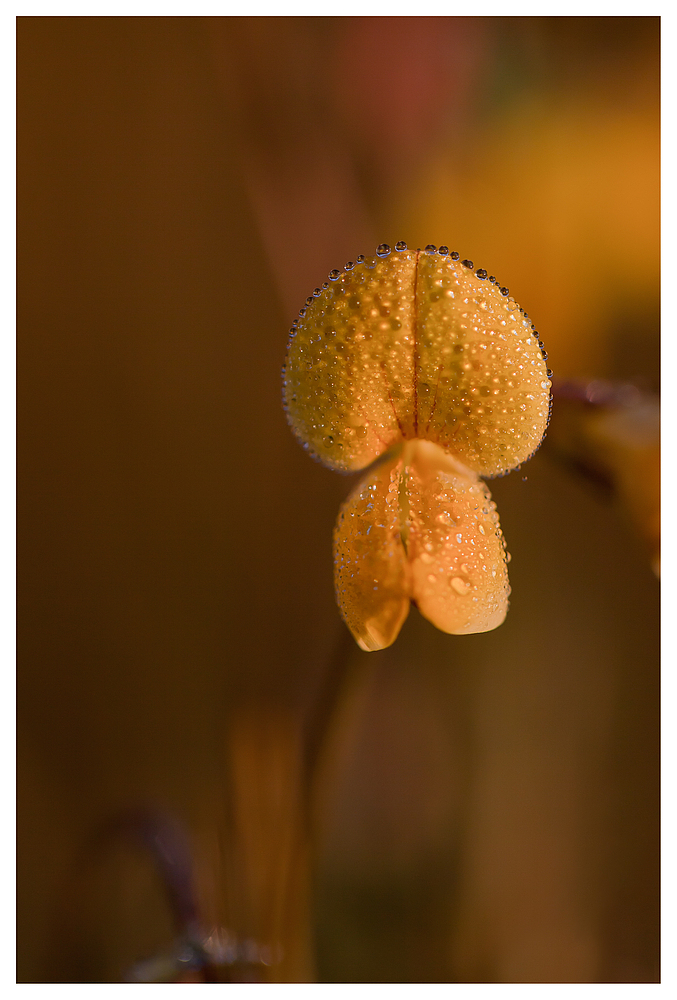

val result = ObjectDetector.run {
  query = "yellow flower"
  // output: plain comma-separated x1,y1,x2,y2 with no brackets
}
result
283,243,551,650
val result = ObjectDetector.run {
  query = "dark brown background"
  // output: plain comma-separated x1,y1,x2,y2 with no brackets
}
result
18,17,659,983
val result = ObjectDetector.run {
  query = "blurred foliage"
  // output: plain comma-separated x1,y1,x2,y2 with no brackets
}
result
18,16,659,983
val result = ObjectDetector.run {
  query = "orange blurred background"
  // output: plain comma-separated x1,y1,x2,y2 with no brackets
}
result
18,17,659,983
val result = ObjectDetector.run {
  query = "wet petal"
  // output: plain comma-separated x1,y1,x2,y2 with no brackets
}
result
415,252,550,477
283,246,551,475
333,451,410,651
284,249,418,471
404,441,510,634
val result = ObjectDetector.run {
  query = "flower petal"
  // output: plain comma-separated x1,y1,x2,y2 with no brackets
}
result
284,247,550,476
403,441,510,634
415,253,550,477
333,451,410,650
284,250,418,471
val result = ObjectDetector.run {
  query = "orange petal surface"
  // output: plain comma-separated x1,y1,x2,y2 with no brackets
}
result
283,245,551,474
284,249,418,471
333,440,510,650
404,441,510,635
333,451,410,651
415,251,551,476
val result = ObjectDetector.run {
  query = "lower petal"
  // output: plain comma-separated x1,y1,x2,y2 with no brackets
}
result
404,441,510,635
333,452,410,651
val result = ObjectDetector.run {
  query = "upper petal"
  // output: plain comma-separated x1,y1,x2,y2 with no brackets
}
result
284,246,550,477
283,249,418,471
414,251,551,477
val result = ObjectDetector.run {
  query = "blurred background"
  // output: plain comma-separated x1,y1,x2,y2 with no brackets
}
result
18,16,659,983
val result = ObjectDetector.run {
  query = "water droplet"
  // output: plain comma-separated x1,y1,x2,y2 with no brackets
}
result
356,254,365,263
450,577,470,595
438,245,449,255
476,268,488,279
345,260,355,270
427,573,437,583
500,286,509,296
395,241,407,251
306,296,314,306
376,243,391,257
328,269,340,281
425,244,437,254
450,251,460,260
462,259,474,269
